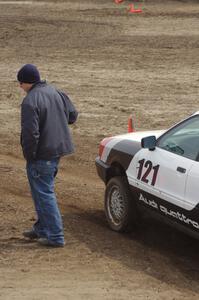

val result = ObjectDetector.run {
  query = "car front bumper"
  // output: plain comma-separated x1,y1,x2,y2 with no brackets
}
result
95,157,110,184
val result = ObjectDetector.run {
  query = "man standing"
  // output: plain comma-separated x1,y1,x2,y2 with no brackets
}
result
17,64,78,247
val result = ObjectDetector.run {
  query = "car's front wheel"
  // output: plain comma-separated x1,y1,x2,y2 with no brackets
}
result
105,176,136,232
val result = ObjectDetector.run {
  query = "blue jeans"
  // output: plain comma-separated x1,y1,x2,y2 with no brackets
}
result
26,159,64,245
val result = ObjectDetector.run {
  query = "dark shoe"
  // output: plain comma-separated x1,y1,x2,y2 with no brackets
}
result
37,238,64,248
23,229,38,240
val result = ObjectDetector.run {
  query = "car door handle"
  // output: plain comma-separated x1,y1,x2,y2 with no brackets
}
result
177,167,186,174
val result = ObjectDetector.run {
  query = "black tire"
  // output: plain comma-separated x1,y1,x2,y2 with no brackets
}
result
105,176,136,232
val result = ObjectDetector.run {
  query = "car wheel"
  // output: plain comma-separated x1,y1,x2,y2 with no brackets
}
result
105,176,136,232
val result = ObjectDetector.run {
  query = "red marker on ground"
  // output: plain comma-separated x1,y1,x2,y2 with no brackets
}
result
114,0,124,4
128,3,143,13
128,115,135,133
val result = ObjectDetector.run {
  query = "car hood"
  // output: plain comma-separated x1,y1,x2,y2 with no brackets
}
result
114,130,165,142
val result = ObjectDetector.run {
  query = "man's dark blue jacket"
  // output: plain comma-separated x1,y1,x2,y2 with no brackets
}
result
21,81,78,162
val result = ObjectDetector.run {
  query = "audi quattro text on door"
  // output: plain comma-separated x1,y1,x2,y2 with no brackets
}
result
95,112,199,239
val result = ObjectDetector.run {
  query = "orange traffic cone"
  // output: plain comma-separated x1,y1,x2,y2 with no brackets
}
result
128,115,135,133
114,0,124,4
128,3,143,13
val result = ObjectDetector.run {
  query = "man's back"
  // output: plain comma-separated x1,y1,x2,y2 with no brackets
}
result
21,81,78,161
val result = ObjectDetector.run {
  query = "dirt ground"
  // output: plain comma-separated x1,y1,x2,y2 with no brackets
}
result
0,0,199,299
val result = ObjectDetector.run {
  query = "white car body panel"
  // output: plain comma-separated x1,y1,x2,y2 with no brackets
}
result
185,163,199,210
101,130,165,163
127,147,194,209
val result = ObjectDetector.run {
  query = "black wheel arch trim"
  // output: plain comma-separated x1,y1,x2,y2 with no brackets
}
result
96,140,141,184
106,139,141,170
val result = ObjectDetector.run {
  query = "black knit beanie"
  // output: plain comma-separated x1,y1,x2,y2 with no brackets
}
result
17,64,41,83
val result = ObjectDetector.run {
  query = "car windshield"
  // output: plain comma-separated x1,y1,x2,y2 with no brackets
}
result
157,115,199,161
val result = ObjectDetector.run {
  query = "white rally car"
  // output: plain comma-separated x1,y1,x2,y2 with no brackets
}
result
95,112,199,239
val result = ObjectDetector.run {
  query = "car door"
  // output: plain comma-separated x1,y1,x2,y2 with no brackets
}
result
127,147,193,208
127,114,199,209
184,161,199,211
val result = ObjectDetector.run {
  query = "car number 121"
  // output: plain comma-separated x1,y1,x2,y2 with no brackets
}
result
137,159,160,186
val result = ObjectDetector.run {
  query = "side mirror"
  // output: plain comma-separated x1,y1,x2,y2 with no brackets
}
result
141,136,156,151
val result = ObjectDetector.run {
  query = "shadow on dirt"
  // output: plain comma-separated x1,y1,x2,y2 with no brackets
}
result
0,237,38,250
63,206,199,292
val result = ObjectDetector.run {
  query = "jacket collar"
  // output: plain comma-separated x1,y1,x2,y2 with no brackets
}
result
28,80,47,92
